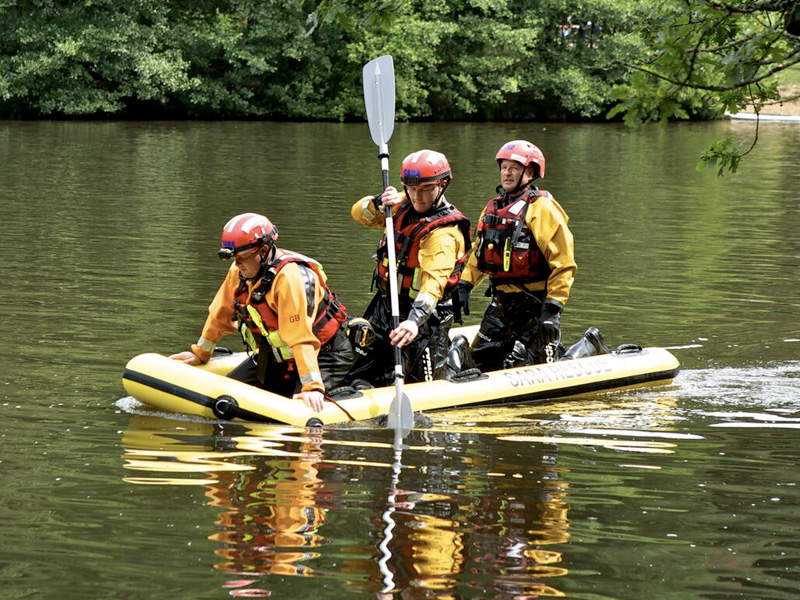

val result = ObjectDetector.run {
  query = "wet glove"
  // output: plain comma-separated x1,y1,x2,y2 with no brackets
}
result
539,301,562,345
455,281,473,316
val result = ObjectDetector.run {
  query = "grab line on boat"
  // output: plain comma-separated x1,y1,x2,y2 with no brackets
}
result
122,368,271,422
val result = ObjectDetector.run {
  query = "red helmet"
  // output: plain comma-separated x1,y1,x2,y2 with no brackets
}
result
496,140,546,179
218,213,278,260
400,149,452,186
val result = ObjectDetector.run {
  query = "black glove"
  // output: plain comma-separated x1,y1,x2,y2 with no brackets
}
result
455,281,473,317
539,301,562,345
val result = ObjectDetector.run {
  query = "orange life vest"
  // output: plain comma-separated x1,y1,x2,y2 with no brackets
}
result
233,251,347,360
375,198,472,301
475,187,551,284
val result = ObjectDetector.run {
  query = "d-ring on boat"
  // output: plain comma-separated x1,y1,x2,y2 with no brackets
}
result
121,325,680,427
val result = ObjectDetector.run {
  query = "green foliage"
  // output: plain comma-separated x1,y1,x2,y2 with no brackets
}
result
1,0,796,178
0,0,636,120
606,0,800,174
697,135,743,175
608,72,690,127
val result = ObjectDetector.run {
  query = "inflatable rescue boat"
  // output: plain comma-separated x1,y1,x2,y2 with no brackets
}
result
122,326,680,427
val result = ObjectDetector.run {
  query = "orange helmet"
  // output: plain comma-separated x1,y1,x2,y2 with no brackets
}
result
496,140,545,179
400,149,452,186
218,213,278,260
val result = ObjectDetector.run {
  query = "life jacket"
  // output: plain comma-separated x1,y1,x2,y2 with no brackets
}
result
474,187,552,285
233,251,347,362
375,197,472,302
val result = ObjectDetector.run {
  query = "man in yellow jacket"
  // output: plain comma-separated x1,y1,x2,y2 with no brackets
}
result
348,149,471,386
170,213,354,413
456,140,577,371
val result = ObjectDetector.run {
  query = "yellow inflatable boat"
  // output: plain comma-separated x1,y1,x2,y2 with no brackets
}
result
122,326,680,427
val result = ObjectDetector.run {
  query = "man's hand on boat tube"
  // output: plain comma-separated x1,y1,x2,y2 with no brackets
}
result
294,390,325,413
539,301,562,345
169,350,201,365
389,320,419,347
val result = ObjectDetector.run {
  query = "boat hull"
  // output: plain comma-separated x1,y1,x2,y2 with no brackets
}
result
726,111,800,123
122,339,680,427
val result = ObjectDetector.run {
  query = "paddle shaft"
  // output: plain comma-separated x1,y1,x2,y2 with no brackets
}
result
381,170,405,387
363,55,412,431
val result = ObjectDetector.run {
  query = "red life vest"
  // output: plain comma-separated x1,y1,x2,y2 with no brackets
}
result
233,251,347,359
375,198,472,301
475,188,551,284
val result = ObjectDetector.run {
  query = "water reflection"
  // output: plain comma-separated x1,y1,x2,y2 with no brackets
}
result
120,416,573,598
122,419,337,595
425,386,685,436
207,438,327,579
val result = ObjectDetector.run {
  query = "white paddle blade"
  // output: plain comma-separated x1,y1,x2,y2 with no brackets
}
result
387,392,413,431
363,55,395,147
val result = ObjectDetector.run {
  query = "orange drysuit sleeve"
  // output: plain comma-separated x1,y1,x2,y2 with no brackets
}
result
191,264,242,362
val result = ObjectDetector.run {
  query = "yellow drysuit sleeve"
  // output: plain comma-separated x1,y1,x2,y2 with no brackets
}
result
416,225,466,307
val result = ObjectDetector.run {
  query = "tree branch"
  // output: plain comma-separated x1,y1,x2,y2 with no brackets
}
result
619,49,800,93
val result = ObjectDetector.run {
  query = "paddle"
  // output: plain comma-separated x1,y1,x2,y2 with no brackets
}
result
362,55,413,432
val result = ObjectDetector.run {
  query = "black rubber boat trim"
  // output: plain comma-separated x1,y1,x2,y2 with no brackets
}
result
122,369,276,423
124,364,680,420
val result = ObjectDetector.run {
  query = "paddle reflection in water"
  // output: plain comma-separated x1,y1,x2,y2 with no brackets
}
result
369,428,572,597
119,415,573,597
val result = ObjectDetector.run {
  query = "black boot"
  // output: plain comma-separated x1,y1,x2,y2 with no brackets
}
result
446,334,481,380
503,340,532,369
562,327,611,360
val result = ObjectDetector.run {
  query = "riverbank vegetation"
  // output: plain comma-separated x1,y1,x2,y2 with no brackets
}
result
1,1,798,170
0,0,628,120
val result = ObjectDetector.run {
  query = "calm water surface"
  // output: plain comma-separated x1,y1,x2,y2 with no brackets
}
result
1,120,799,599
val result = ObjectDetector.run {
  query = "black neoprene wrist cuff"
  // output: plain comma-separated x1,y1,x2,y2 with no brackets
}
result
408,302,433,327
543,300,562,314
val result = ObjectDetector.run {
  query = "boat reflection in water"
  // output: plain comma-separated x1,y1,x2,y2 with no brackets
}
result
205,439,327,578
380,432,570,598
120,414,572,597
121,417,340,594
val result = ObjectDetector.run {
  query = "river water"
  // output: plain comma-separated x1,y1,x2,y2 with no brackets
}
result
1,119,798,599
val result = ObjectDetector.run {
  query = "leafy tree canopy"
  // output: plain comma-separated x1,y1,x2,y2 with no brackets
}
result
1,0,797,172
605,0,800,173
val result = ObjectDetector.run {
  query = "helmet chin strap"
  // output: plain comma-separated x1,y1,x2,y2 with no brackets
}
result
437,178,451,202
498,166,536,196
252,243,277,280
